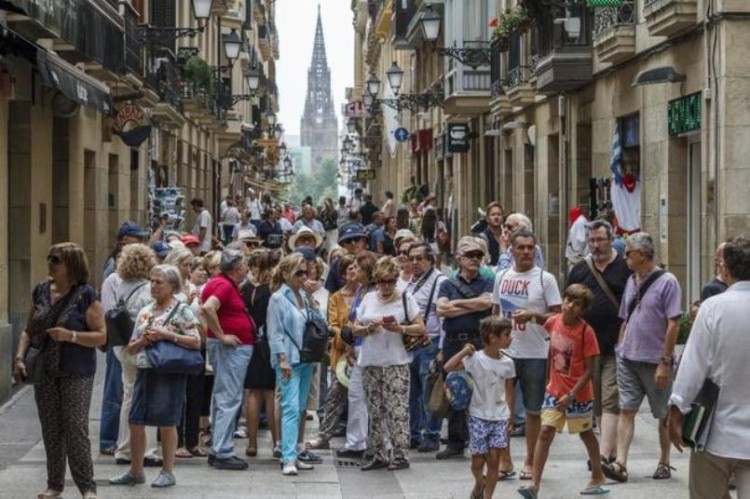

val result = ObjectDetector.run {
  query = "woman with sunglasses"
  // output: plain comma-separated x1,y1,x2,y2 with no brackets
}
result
14,243,106,499
352,256,426,471
267,253,325,476
241,249,281,458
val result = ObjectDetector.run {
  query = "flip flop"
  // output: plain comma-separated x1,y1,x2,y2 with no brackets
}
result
519,469,533,480
517,485,538,499
580,485,610,495
499,470,517,481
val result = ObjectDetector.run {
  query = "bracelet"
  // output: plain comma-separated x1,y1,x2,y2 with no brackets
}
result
71,331,78,344
173,334,179,344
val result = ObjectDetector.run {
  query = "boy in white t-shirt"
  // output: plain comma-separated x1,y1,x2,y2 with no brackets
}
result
445,317,516,499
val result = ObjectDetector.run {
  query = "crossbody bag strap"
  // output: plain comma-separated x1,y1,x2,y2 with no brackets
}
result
625,270,666,323
423,275,440,323
584,257,619,310
401,292,411,325
121,281,149,307
447,277,478,299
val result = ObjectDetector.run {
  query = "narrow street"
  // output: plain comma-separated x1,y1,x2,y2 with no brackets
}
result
0,356,701,499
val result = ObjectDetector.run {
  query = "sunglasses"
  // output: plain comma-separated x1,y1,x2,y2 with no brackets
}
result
47,255,62,265
397,250,410,256
462,251,484,260
341,238,363,245
377,279,397,285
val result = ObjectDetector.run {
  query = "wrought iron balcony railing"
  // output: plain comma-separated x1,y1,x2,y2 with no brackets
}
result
594,0,636,37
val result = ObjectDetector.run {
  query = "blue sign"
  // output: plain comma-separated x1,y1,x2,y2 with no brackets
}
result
394,127,410,143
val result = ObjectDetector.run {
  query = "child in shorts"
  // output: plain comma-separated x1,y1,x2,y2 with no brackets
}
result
445,316,515,499
518,283,607,498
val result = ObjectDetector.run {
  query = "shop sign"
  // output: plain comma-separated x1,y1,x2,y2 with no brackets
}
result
112,104,152,148
355,169,376,181
447,123,470,153
668,92,701,136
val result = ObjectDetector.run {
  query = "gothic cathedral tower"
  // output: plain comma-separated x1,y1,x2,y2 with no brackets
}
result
300,5,338,172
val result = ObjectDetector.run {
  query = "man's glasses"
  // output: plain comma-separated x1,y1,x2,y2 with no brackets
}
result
377,279,397,285
47,255,62,265
462,251,484,260
587,237,610,244
503,224,517,231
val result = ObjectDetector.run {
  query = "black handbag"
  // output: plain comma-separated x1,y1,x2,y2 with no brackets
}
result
105,282,148,347
24,346,45,385
285,299,330,363
145,304,203,375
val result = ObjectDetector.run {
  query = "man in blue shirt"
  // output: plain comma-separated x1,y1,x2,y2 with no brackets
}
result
435,237,494,459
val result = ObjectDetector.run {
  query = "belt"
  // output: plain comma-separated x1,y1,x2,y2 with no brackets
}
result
447,331,480,342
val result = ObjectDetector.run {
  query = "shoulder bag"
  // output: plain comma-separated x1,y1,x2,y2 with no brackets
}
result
146,304,204,375
402,280,436,352
584,256,619,310
625,269,666,323
105,282,149,347
284,295,330,363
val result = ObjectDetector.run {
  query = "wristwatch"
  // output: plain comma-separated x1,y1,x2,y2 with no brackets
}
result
659,356,672,365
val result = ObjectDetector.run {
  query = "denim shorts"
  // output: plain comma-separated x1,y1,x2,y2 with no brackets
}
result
513,358,547,415
130,368,187,427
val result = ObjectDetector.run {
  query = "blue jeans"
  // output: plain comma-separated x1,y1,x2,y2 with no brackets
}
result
207,339,253,459
409,341,442,443
276,363,314,464
514,383,526,426
513,358,547,415
99,347,123,450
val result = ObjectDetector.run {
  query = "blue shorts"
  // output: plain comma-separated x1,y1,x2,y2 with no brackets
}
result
514,358,547,415
468,415,509,455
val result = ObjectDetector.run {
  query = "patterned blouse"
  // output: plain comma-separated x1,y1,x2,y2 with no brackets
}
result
132,300,201,369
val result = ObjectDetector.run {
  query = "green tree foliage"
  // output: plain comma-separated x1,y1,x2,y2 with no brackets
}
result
287,158,338,206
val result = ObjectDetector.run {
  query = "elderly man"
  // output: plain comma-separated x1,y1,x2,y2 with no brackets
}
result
405,242,447,452
293,204,325,236
493,228,561,478
496,213,545,272
567,220,631,464
669,236,750,499
201,249,255,470
603,232,682,483
435,237,495,459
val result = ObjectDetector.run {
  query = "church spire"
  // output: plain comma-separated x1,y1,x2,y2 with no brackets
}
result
311,4,327,67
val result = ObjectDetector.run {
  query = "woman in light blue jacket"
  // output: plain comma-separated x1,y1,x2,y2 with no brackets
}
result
267,253,324,476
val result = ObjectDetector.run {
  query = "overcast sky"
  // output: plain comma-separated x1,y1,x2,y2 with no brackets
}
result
276,0,353,137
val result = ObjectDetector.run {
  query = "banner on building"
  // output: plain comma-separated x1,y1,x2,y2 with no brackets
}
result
447,123,470,153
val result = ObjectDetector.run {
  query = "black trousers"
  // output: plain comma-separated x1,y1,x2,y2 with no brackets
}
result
178,370,205,449
442,333,483,450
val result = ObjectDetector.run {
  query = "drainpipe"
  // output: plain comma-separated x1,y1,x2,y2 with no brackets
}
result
559,92,571,281
707,5,720,251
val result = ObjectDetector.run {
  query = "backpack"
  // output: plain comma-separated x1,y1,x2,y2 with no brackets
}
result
105,282,148,347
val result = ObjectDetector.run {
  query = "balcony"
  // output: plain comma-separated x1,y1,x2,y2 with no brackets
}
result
269,21,280,59
444,61,491,116
123,1,143,78
505,66,534,107
489,38,512,116
144,52,185,128
533,14,593,94
643,0,698,38
594,1,636,64
392,0,417,50
258,25,271,61
253,0,267,24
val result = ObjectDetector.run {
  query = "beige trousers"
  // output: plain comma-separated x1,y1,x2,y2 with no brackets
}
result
689,450,750,499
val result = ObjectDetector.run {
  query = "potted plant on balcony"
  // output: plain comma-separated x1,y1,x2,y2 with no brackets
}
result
490,6,532,51
184,55,213,97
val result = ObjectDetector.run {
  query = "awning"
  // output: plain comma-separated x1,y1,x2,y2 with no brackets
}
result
37,50,113,115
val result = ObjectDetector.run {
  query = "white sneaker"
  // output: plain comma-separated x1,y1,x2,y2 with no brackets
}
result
282,463,298,476
295,459,314,471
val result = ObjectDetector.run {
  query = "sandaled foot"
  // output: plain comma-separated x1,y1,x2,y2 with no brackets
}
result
652,462,675,480
498,470,517,481
518,485,539,499
306,438,330,450
602,462,628,483
175,447,193,458
580,484,609,495
37,489,63,499
470,481,485,499
519,469,533,480
190,446,207,457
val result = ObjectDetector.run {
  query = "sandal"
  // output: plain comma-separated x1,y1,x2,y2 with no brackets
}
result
37,490,62,499
175,447,193,458
518,485,539,499
580,484,609,495
653,462,675,480
602,461,628,483
498,470,517,481
190,446,207,457
519,469,533,480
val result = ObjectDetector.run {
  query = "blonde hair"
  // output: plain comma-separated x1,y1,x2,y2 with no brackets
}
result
164,247,193,267
203,250,222,276
271,253,307,292
116,243,155,280
372,256,400,283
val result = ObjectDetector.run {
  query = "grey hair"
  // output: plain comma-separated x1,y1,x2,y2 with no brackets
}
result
219,248,245,273
510,228,537,247
585,219,614,239
506,213,533,231
163,246,192,266
626,232,655,260
152,264,183,294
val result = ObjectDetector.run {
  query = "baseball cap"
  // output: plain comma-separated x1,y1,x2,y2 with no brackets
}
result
456,238,485,255
117,221,149,240
295,246,317,262
338,223,366,243
151,241,171,259
182,235,201,246
394,229,416,249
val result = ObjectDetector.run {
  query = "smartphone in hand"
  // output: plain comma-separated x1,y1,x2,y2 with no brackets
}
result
382,315,396,324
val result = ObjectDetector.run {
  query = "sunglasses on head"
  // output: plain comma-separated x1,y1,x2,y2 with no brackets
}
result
47,255,62,265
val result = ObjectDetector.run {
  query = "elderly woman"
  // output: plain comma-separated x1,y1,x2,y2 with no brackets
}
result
110,264,202,488
353,256,425,471
308,254,358,449
394,230,417,292
241,249,281,458
267,253,325,476
13,243,106,499
100,244,160,467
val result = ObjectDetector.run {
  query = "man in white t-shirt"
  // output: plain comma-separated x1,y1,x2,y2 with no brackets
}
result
492,228,561,479
190,198,213,254
245,190,262,226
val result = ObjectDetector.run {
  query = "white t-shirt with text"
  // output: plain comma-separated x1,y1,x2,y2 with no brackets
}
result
492,266,562,359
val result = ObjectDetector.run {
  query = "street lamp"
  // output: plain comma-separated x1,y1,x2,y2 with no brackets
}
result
419,3,491,69
267,110,277,126
246,67,260,92
363,93,374,107
274,125,284,141
366,73,381,97
278,140,287,155
139,0,216,42
222,29,242,61
386,61,404,96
